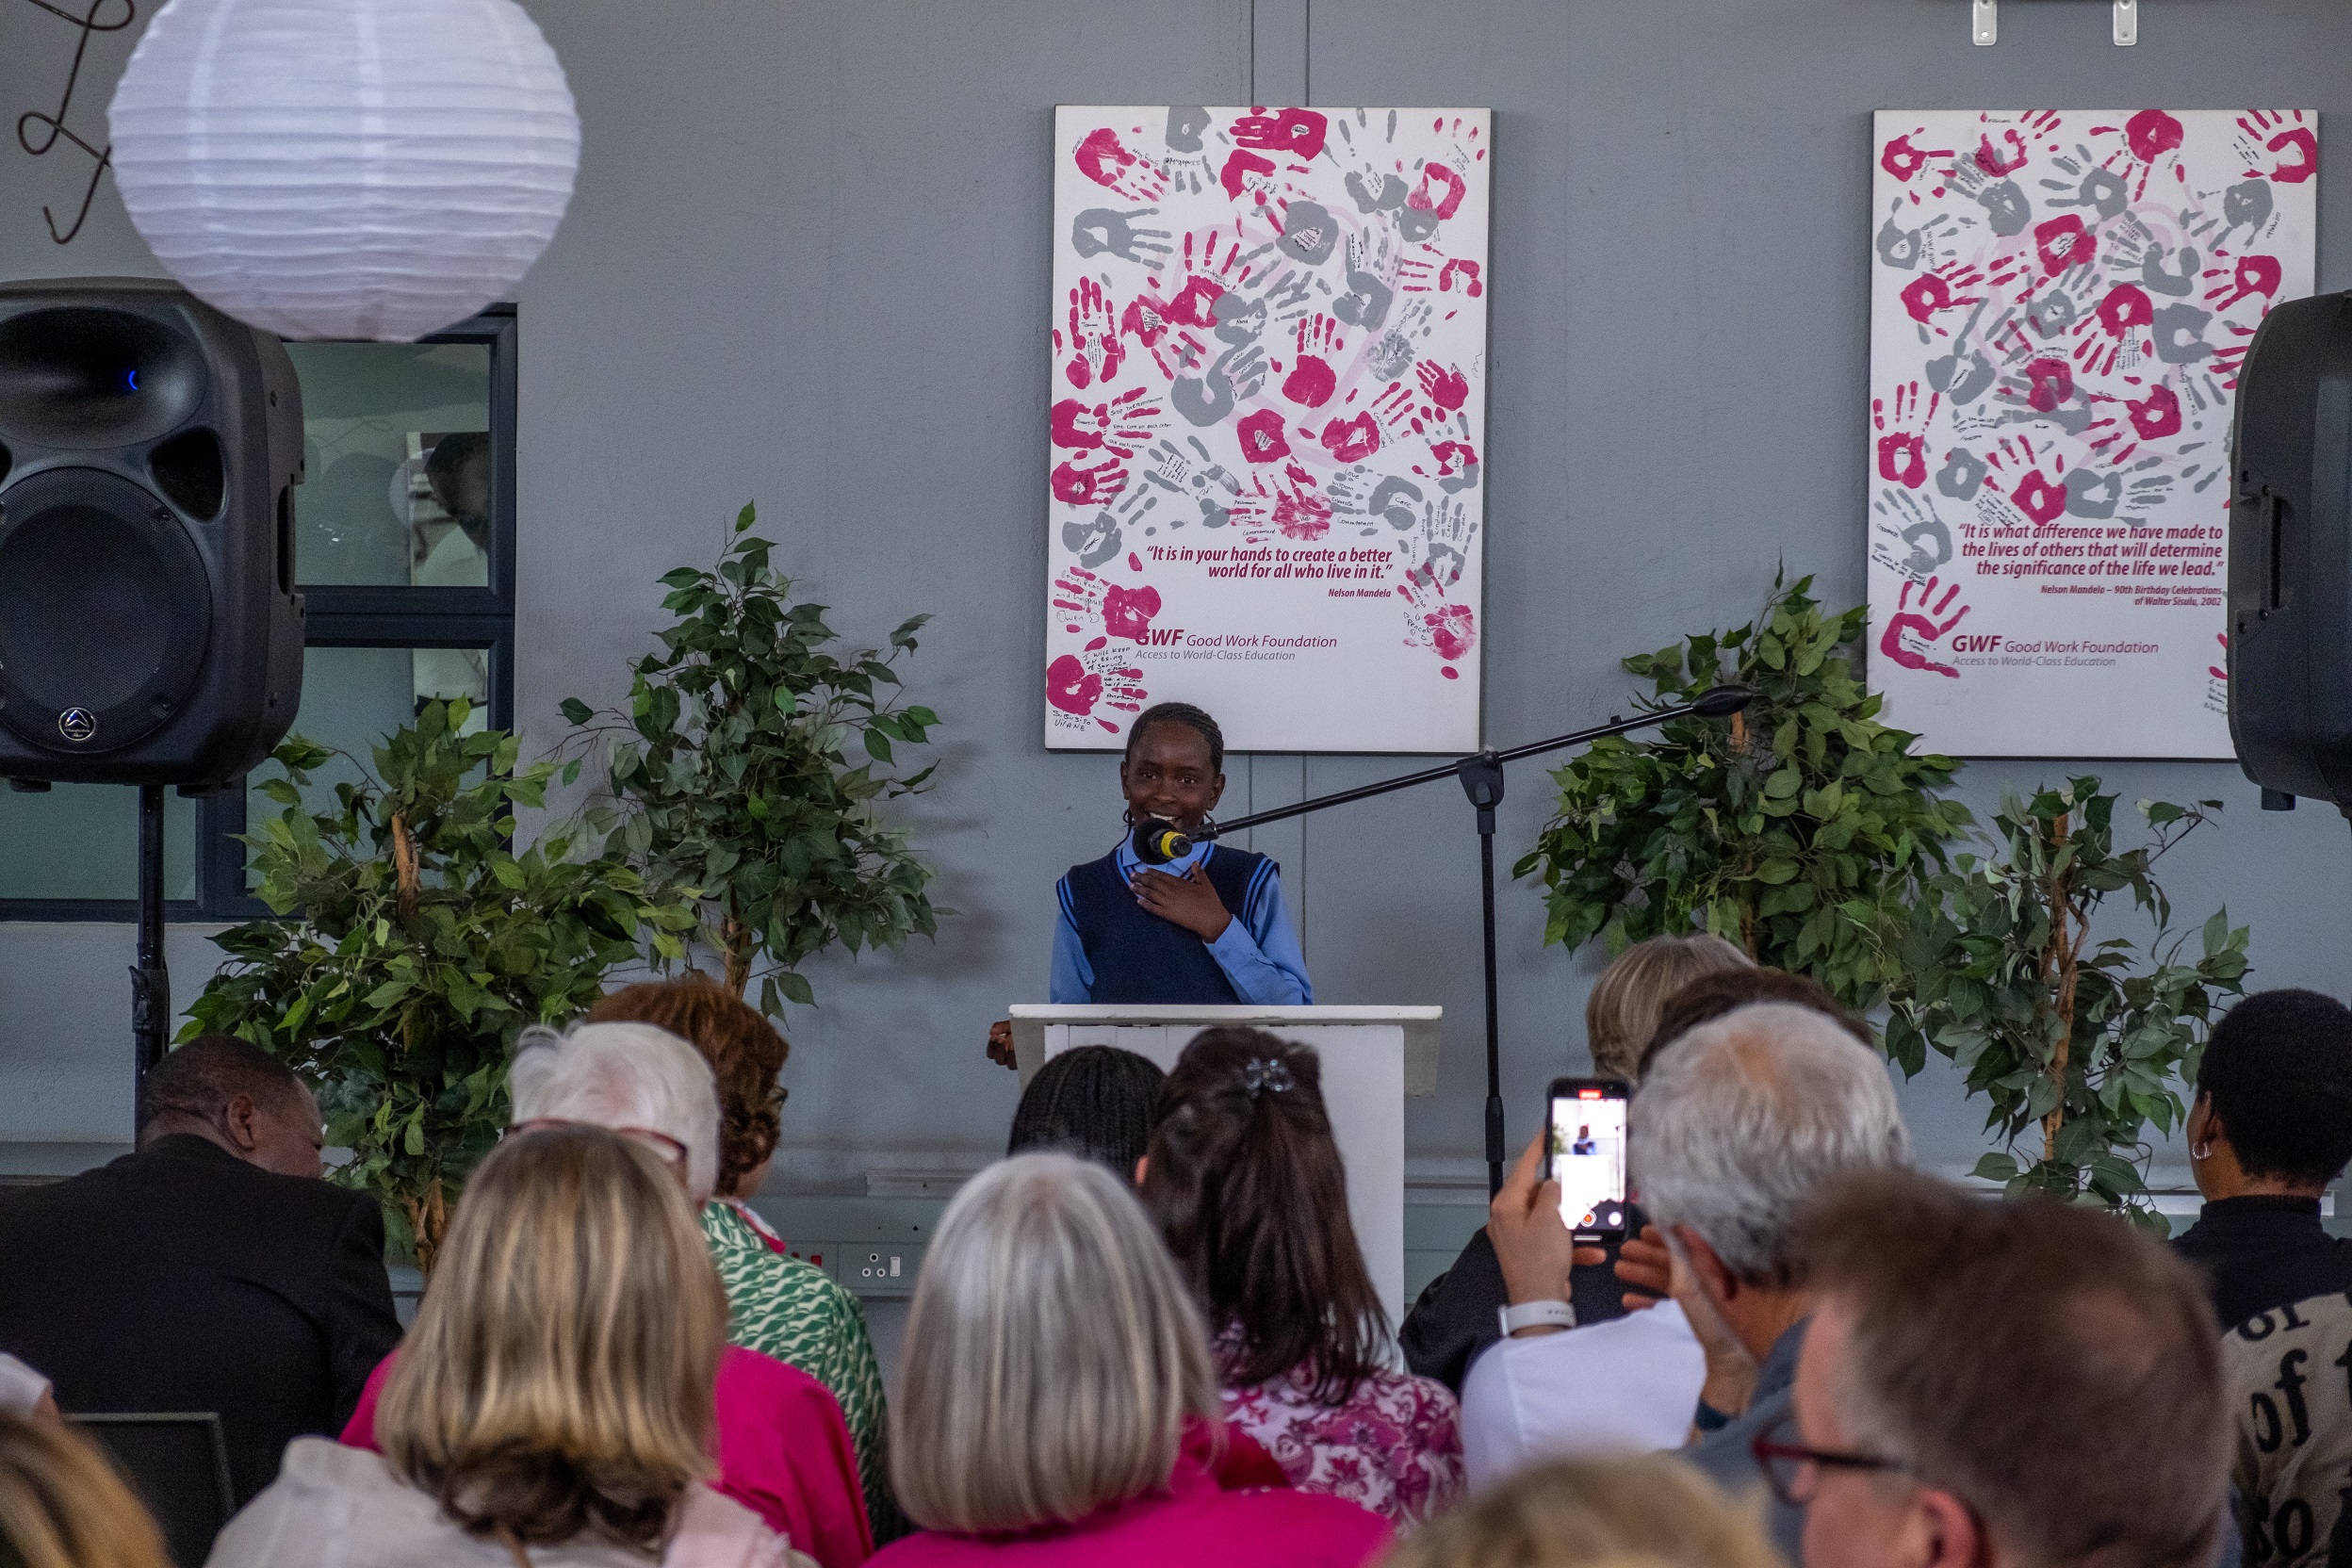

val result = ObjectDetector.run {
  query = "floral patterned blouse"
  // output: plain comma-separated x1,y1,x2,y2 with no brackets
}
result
1218,1353,1467,1527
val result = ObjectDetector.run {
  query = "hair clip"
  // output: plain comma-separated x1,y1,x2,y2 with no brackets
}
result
1241,1056,1294,1100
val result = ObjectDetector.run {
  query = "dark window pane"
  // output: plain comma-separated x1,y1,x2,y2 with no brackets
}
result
0,785,197,902
286,343,491,588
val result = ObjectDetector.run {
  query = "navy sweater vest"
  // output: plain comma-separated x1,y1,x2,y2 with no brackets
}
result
1061,845,1274,1004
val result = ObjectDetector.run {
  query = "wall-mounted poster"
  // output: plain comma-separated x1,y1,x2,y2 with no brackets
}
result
1867,109,2315,757
1045,106,1491,753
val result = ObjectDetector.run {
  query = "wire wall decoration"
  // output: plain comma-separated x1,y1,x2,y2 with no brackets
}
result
15,0,137,245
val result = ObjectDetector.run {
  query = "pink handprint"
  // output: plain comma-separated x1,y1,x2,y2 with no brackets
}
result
1050,387,1164,456
1284,314,1344,407
1065,279,1125,389
1320,413,1380,463
1231,107,1328,159
1051,453,1129,507
2011,466,2068,525
1231,462,1331,543
2034,214,2097,275
1234,408,1292,466
1872,383,1939,489
2211,632,2229,683
1879,126,1956,183
1075,127,1168,203
1398,564,1476,663
1406,163,1466,222
2236,110,2316,184
2125,384,2182,440
1878,576,1969,678
1046,637,1150,729
1370,381,1423,439
1974,127,2029,176
1899,262,1984,328
1219,148,1279,203
1056,567,1166,643
2205,254,2282,313
1415,360,1470,412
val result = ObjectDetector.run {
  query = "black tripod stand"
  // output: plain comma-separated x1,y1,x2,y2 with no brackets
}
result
1145,684,1753,1196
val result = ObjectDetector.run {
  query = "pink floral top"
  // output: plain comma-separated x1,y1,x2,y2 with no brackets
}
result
1218,1357,1466,1527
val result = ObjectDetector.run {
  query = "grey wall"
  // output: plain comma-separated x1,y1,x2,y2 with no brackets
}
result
5,0,2351,1192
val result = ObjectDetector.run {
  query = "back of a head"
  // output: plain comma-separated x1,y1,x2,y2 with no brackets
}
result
1805,1169,2225,1568
1140,1027,1388,1399
1006,1046,1166,1176
378,1125,727,1551
0,1412,170,1568
138,1034,303,1143
587,974,790,1198
1385,1453,1782,1568
893,1152,1217,1535
1633,1002,1909,1284
1586,935,1754,1084
1635,967,1872,1081
2196,988,2352,1188
508,1021,722,1202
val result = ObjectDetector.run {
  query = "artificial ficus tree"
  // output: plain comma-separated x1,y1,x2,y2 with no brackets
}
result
561,504,940,1014
1882,779,2250,1228
185,701,698,1268
1516,573,1972,1012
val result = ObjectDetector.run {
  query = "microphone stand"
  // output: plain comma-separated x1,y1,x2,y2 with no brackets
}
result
1167,685,1754,1198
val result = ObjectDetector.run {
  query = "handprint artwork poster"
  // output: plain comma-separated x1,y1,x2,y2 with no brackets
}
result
1046,106,1491,752
1867,109,2313,758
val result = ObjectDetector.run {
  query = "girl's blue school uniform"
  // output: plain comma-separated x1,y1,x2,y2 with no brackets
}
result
1050,837,1312,1005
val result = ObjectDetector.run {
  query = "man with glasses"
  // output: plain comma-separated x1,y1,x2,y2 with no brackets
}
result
1773,1168,2227,1568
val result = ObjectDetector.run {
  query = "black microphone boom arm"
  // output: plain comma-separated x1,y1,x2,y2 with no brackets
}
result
1193,685,1754,844
1167,682,1754,1198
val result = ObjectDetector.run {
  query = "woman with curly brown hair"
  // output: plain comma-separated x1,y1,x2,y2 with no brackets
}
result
589,976,892,1539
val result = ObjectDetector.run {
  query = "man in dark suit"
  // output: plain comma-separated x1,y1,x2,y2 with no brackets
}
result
0,1036,400,1505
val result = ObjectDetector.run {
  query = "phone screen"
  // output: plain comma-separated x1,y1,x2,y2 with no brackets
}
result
1548,1083,1628,1236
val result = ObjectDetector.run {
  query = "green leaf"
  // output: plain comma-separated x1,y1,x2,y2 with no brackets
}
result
559,697,593,726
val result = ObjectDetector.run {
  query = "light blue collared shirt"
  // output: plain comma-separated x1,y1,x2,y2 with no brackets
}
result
1050,838,1314,1005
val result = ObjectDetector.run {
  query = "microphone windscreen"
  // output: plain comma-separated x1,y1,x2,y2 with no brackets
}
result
1692,683,1756,718
1131,819,1193,863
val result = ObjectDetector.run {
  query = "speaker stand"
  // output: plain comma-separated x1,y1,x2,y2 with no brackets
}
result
132,785,170,1116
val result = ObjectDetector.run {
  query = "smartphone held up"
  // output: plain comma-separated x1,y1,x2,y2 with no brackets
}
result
1546,1077,1628,1239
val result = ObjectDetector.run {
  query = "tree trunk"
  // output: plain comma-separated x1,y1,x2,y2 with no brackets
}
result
722,902,752,996
403,1177,449,1274
390,811,420,928
2040,811,2079,1162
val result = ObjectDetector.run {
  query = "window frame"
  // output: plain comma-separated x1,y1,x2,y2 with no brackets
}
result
0,306,518,923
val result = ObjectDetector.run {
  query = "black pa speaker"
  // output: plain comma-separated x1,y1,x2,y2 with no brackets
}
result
2227,288,2352,808
0,278,303,788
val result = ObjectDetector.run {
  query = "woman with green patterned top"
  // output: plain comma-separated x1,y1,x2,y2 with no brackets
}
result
592,976,897,1540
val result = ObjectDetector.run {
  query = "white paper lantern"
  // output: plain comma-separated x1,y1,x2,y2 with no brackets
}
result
107,0,580,342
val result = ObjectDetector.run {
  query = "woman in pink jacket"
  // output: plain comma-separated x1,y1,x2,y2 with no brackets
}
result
868,1153,1389,1568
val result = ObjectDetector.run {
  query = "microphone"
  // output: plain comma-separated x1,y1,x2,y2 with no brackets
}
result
1130,818,1194,864
1692,683,1756,718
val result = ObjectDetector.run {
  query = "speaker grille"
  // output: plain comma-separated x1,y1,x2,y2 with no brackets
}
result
0,466,212,754
0,307,206,451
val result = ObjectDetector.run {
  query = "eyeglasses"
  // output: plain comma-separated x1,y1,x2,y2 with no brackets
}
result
507,1118,690,1171
1751,1415,1912,1507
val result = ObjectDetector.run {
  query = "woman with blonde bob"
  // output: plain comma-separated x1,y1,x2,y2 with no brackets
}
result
209,1125,810,1568
1382,1453,1782,1568
0,1410,171,1568
869,1152,1388,1568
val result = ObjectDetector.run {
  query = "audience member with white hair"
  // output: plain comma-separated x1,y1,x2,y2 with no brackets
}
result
1467,1001,1911,1557
1786,1168,2226,1568
590,978,896,1541
869,1152,1391,1568
338,1021,875,1568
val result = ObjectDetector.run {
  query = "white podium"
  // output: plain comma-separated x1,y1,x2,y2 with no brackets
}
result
1009,1004,1441,1327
